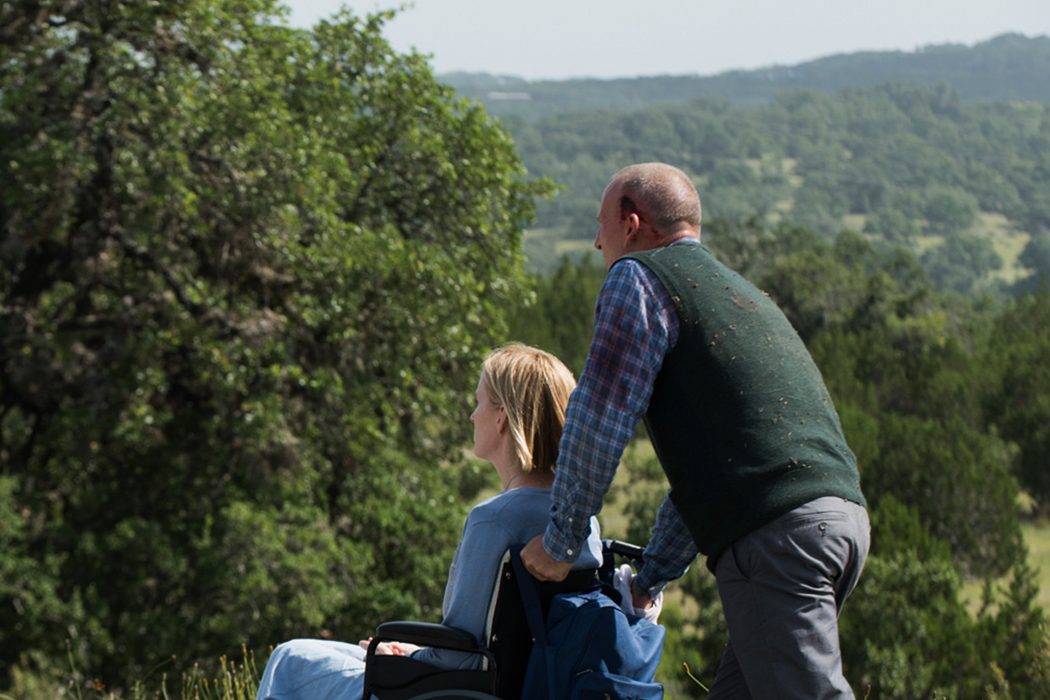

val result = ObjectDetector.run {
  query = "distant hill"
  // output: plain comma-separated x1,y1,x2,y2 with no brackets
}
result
443,33,1050,121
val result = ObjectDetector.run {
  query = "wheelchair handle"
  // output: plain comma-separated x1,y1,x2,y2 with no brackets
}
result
603,539,645,562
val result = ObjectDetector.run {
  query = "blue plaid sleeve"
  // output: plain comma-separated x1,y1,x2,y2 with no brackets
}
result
543,259,679,561
634,494,699,596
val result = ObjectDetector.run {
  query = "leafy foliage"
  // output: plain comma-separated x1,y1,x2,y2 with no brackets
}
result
506,255,605,375
1015,234,1050,293
0,0,544,690
983,291,1050,511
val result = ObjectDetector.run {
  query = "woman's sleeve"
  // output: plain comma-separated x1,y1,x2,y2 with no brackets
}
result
409,508,510,670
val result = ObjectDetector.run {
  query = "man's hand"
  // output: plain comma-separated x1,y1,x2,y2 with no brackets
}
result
630,577,663,623
630,583,654,611
520,533,573,582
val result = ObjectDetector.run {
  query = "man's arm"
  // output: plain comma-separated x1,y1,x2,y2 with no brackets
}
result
522,260,679,580
634,493,699,598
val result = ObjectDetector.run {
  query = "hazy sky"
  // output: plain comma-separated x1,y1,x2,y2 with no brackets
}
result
284,0,1050,80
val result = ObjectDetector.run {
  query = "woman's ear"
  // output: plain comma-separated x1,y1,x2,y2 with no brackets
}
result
496,406,508,434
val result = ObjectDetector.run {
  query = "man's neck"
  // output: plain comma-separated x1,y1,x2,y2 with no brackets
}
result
657,231,700,248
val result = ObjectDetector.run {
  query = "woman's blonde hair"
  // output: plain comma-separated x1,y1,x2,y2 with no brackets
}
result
480,343,576,473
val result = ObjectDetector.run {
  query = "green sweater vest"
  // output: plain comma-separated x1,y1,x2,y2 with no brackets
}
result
622,243,866,564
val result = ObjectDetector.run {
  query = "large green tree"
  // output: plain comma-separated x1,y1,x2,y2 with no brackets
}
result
0,0,544,690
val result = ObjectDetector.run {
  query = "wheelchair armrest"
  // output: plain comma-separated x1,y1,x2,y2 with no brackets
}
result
372,621,481,652
362,622,496,700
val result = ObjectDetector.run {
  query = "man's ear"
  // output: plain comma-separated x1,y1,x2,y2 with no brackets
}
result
624,211,641,239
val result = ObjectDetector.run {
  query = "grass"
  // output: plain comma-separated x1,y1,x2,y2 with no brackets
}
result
976,212,1032,285
1024,521,1050,611
522,228,601,274
1,646,262,700
841,214,867,232
961,520,1050,615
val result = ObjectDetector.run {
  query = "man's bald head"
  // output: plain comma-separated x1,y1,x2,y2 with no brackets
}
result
610,163,702,237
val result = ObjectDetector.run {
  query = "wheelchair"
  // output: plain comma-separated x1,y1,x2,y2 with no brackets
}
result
360,539,650,700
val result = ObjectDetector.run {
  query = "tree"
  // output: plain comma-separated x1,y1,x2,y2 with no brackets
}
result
863,414,1022,578
843,497,1050,699
841,497,980,699
1015,233,1050,293
920,185,981,235
863,208,921,242
0,0,544,689
506,255,604,375
921,232,1003,294
983,292,1050,512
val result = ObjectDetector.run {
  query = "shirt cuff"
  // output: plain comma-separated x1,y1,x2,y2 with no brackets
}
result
633,566,668,598
542,514,587,562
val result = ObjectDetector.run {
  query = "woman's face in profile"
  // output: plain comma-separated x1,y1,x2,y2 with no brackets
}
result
470,373,503,462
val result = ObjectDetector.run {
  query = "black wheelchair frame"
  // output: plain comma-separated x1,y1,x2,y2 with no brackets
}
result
361,539,646,700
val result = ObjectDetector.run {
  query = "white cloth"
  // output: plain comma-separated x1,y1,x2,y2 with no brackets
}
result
611,563,663,623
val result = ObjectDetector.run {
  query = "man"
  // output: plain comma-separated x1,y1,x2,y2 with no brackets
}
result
520,163,869,698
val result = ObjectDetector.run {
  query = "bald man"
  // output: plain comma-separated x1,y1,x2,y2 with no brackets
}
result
521,163,869,698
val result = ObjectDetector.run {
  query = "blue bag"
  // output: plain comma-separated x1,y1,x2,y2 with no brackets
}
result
512,550,665,700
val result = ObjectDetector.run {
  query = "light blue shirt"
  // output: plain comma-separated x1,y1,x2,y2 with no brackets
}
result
414,486,603,668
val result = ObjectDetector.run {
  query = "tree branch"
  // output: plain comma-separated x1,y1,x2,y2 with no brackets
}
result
111,230,237,336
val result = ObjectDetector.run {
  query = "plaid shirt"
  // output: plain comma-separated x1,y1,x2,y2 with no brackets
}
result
544,245,701,595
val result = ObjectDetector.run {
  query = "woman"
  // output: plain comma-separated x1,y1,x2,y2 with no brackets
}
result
256,344,603,700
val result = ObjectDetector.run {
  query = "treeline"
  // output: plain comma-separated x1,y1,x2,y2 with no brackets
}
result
446,33,1050,121
509,222,1050,697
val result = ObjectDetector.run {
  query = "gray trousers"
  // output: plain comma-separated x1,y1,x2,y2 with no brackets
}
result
709,497,870,700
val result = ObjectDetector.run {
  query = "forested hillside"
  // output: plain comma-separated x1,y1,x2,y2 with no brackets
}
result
2,3,1050,699
446,33,1050,121
451,35,1050,294
499,84,1050,295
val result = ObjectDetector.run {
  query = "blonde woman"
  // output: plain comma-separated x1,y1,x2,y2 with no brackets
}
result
256,344,603,700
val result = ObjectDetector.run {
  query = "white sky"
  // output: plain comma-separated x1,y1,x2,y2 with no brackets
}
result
283,0,1050,80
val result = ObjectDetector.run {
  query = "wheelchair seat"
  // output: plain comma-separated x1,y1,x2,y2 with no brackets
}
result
361,540,647,700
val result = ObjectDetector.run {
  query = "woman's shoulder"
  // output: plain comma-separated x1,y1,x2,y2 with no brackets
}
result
467,487,552,525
